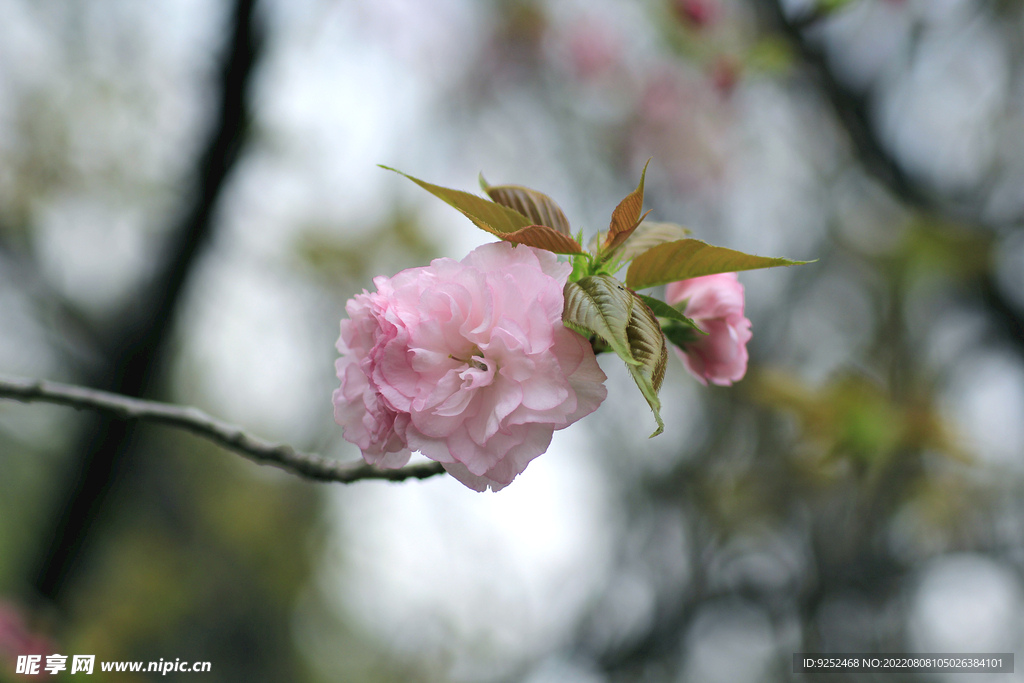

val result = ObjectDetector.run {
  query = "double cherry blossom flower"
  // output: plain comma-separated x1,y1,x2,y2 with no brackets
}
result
334,242,607,492
330,164,801,491
334,241,753,490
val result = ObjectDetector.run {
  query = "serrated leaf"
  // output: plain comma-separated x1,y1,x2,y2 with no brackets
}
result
562,276,668,437
483,184,572,236
382,165,532,235
636,294,702,331
502,225,583,254
562,275,637,365
604,160,652,253
616,222,692,262
626,239,811,290
626,293,668,437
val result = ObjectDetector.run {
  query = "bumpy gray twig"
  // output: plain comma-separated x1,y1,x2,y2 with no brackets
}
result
0,376,445,483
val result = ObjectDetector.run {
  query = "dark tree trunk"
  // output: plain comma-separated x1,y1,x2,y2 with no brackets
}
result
30,0,263,606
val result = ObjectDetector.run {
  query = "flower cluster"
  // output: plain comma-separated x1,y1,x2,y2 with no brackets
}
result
334,242,607,492
333,165,802,491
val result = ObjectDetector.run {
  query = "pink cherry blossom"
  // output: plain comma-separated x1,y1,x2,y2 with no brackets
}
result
665,272,752,386
334,242,607,492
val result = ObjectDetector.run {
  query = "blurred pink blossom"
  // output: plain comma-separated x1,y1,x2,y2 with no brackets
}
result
334,242,607,491
673,0,719,28
632,68,733,196
0,602,52,664
710,56,741,97
665,272,752,386
566,20,621,81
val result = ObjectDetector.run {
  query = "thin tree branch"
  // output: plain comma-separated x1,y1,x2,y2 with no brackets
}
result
0,376,445,484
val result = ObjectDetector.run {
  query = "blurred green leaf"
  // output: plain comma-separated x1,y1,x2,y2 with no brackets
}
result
751,371,969,467
819,0,858,12
745,37,795,75
900,218,993,281
293,207,439,283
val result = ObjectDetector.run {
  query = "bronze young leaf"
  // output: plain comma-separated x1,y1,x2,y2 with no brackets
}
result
502,225,583,254
481,181,573,237
603,159,652,254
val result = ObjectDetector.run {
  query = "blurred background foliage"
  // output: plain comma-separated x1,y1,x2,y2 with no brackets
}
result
2,0,1024,681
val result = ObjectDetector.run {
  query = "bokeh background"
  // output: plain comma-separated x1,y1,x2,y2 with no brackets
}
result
2,0,1024,681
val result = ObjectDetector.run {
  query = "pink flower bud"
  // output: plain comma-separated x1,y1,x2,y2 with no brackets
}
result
665,272,752,386
334,242,607,491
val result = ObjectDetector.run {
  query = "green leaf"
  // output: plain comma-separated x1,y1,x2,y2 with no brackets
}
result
562,275,637,365
616,222,692,263
662,320,702,350
636,294,702,331
603,160,652,253
482,183,572,237
562,276,668,437
382,166,532,235
626,239,811,290
502,225,583,254
625,293,668,437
